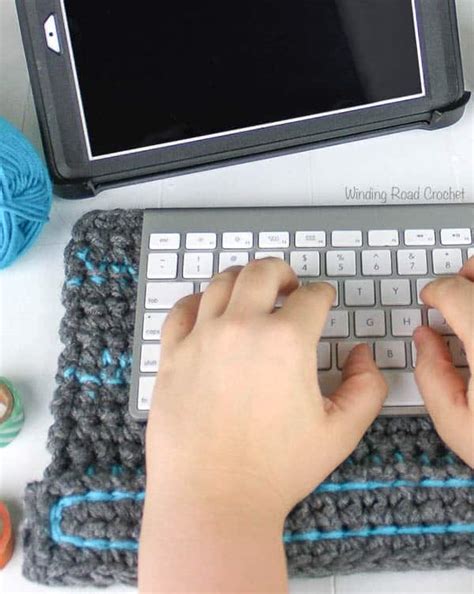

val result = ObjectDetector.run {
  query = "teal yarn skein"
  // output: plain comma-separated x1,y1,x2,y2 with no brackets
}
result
0,117,52,269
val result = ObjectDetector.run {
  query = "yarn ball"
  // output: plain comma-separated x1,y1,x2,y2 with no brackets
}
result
0,117,52,269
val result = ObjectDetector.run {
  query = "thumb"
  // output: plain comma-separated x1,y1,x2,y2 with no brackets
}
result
414,326,473,466
325,344,388,452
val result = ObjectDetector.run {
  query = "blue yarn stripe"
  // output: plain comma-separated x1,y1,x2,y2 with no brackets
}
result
50,491,145,551
62,346,134,389
314,478,474,493
69,250,138,287
283,523,474,543
50,481,474,551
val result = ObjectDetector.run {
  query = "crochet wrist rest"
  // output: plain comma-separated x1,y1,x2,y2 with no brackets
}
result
23,210,474,586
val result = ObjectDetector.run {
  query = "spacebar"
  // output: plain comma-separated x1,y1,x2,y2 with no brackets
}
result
318,370,424,406
383,369,470,407
383,371,423,407
319,369,470,408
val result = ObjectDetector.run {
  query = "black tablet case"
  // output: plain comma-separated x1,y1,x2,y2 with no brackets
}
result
16,0,470,199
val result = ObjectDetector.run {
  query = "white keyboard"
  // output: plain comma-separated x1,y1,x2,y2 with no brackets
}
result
129,206,473,420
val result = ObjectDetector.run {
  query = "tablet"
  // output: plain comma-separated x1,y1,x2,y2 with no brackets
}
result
17,0,470,197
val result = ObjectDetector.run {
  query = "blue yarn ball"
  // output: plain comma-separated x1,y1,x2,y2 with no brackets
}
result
0,117,52,269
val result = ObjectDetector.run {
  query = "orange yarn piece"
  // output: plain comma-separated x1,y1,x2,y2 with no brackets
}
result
0,502,14,569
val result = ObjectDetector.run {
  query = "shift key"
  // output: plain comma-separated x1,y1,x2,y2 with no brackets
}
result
146,282,194,309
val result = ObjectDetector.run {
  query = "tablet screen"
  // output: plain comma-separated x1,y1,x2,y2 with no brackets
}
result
62,0,425,159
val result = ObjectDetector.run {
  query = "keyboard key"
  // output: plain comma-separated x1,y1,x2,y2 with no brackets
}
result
397,250,428,275
143,313,168,341
362,250,392,276
382,371,424,406
138,376,156,411
445,337,468,367
274,294,286,309
332,230,362,248
411,342,417,367
290,252,320,277
183,253,214,278
317,343,331,371
219,252,249,272
391,309,422,337
255,252,285,261
186,233,217,250
368,230,399,247
428,310,454,335
222,232,253,249
416,278,434,304
295,231,326,248
322,311,349,338
404,229,435,246
326,251,356,277
149,233,180,250
259,232,289,249
441,228,472,246
344,280,375,306
468,248,474,259
337,342,369,370
140,344,161,373
147,253,178,279
200,282,211,292
146,282,194,309
381,279,411,306
355,311,386,337
375,342,406,369
326,281,339,307
433,249,463,275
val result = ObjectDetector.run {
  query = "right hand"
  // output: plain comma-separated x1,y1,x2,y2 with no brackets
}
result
414,257,474,468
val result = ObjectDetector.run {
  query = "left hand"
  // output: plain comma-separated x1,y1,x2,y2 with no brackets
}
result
144,259,388,518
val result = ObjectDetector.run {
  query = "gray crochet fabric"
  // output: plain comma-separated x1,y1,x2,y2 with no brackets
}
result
23,209,474,586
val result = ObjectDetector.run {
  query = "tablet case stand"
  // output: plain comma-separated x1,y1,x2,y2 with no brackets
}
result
51,91,471,200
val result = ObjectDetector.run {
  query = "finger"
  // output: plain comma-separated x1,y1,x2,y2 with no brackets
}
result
325,345,388,453
196,266,243,323
275,282,336,345
225,258,299,317
414,326,473,465
459,256,474,281
160,293,202,350
414,325,471,409
420,275,474,354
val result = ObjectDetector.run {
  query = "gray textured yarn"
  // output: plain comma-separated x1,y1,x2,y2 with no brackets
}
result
22,210,474,586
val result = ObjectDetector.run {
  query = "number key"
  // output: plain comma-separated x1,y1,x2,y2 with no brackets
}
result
183,253,214,278
290,252,320,277
433,249,463,275
326,251,356,277
397,250,428,275
362,250,392,276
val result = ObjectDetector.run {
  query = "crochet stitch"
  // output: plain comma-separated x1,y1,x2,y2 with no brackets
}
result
22,210,474,585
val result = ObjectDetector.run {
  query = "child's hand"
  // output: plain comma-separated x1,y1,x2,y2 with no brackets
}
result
140,259,388,592
145,258,387,518
414,257,474,468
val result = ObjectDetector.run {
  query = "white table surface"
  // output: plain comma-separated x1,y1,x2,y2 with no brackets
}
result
0,1,473,592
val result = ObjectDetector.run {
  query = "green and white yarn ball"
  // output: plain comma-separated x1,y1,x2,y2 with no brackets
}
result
0,378,24,447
